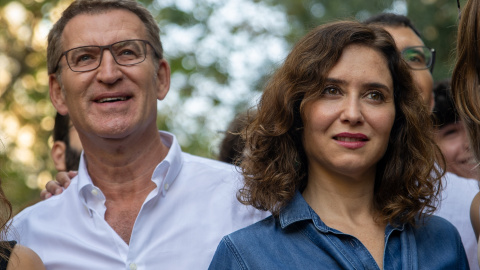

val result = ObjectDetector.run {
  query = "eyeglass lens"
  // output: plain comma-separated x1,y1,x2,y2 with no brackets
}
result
66,40,147,72
401,47,433,70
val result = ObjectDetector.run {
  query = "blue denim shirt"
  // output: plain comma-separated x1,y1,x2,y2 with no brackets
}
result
209,192,468,270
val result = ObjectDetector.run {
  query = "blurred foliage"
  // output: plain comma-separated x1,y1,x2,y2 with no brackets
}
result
273,0,459,81
0,0,461,213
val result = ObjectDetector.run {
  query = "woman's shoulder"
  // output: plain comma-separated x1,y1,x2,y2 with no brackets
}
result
415,215,458,234
228,215,278,241
412,215,469,268
410,215,464,247
6,244,45,270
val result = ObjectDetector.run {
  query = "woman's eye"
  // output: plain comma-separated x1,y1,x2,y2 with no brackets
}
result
365,91,385,101
321,87,340,95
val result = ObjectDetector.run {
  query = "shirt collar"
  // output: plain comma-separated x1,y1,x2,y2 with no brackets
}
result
76,151,92,194
153,131,183,196
279,191,406,234
76,130,184,199
279,191,328,231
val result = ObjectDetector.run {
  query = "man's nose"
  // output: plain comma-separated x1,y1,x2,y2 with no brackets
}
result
96,48,122,84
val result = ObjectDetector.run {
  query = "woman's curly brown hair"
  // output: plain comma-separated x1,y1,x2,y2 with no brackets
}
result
238,21,444,226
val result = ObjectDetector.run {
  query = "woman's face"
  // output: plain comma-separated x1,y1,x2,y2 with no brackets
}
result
302,44,396,180
435,121,479,179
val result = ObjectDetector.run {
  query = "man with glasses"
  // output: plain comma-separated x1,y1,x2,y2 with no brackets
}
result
365,13,435,111
366,13,479,270
8,0,266,269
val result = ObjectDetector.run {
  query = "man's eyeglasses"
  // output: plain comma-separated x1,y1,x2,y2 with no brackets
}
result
56,39,157,73
401,46,436,72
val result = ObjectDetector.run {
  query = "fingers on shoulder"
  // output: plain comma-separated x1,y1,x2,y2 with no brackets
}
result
7,244,45,270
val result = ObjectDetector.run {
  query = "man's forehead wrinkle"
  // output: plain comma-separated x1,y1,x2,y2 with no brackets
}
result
61,11,147,49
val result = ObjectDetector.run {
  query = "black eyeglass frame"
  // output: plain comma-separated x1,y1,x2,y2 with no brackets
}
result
54,39,159,73
401,46,436,73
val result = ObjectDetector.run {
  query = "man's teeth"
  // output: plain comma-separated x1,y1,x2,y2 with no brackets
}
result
97,97,127,103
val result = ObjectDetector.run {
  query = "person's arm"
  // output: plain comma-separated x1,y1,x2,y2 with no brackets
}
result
470,191,480,240
7,244,45,270
39,171,77,200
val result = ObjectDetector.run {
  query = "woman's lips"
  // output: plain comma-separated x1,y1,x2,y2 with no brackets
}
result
334,132,368,149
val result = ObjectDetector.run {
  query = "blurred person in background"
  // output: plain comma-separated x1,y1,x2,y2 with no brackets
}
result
217,110,254,165
40,113,83,200
432,79,479,180
51,113,82,173
432,79,480,268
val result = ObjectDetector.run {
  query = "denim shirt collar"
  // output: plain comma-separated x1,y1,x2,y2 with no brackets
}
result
279,190,326,231
279,191,406,236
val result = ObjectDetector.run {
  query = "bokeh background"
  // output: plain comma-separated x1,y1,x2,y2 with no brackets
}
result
0,0,461,212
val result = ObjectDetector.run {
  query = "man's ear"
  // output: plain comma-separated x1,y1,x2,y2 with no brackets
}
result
156,59,171,101
49,74,69,115
51,141,67,171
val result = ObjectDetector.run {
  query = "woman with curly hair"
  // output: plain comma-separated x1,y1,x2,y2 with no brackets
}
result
0,176,44,270
209,21,468,269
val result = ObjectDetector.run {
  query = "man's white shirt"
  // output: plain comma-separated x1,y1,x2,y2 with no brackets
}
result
9,131,268,270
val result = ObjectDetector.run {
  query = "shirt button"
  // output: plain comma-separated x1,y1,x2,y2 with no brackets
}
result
129,263,137,270
91,189,98,196
164,183,169,191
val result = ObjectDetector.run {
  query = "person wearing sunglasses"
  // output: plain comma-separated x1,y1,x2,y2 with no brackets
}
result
366,13,480,270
